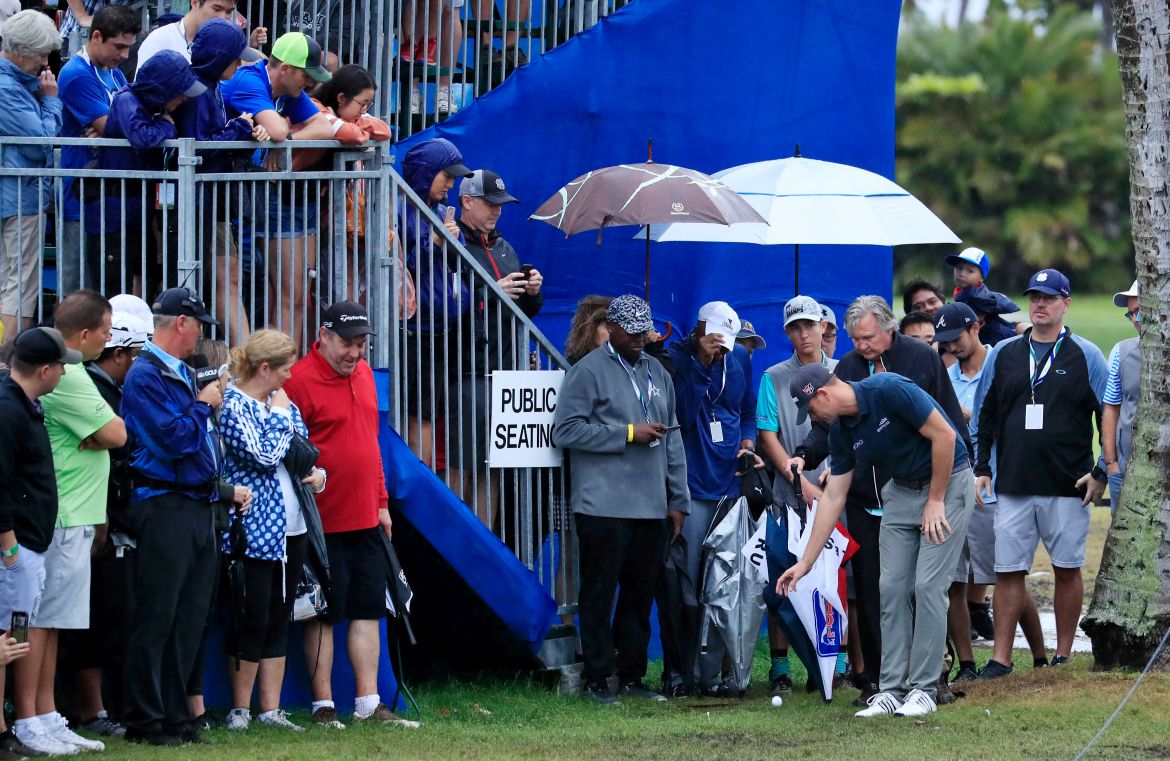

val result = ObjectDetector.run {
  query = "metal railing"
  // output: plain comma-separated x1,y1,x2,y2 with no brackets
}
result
0,135,577,616
62,0,632,140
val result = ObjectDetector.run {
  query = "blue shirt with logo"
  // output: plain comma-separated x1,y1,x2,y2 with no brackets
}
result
829,373,968,481
57,51,127,221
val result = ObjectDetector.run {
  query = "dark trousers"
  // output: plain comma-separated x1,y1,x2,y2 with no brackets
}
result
846,501,883,685
122,495,217,735
575,514,668,686
100,540,136,721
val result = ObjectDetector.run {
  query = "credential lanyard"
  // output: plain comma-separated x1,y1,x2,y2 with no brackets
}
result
1028,328,1066,402
704,356,727,411
609,342,652,422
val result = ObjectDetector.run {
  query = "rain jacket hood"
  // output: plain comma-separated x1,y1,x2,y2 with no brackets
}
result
131,49,199,112
191,18,248,85
402,137,464,205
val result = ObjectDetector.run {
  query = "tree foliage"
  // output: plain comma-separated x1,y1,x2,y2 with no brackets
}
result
894,4,1130,292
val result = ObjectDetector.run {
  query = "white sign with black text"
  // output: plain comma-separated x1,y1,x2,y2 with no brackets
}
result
489,370,564,468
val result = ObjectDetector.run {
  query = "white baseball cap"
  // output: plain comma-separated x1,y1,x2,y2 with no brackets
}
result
1113,279,1139,308
106,312,150,349
698,301,741,352
784,295,823,327
109,294,155,331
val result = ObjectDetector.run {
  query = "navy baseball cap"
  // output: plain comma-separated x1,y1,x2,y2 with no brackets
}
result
1024,269,1070,297
789,363,834,424
933,302,978,343
152,287,219,325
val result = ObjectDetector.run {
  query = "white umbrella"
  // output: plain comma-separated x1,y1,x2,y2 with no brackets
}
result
640,150,961,292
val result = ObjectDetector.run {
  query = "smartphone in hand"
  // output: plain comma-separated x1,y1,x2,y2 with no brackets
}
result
10,612,29,645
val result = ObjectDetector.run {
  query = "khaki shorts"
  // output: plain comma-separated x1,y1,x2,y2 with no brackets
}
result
0,213,43,319
35,526,96,629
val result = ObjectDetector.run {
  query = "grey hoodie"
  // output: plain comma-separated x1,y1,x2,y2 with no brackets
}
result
553,344,690,519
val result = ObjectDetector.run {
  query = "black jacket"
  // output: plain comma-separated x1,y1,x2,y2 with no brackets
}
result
799,331,971,507
454,219,543,375
86,364,133,533
0,376,58,553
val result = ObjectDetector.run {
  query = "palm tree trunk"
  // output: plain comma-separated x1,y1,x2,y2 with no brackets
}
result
1080,0,1170,669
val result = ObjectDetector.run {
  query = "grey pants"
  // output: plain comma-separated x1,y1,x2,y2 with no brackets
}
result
877,468,974,700
665,497,727,690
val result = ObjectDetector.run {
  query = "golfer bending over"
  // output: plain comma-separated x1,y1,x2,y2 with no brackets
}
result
776,365,974,718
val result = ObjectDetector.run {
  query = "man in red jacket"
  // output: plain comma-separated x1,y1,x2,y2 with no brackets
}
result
284,301,416,729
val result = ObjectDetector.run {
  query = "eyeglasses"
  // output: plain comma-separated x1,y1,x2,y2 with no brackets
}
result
1125,309,1141,321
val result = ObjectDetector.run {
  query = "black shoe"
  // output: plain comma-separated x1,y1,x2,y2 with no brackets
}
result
953,665,979,683
700,680,742,699
618,681,667,701
1050,655,1069,666
1034,656,1050,669
179,729,207,745
125,728,183,747
977,660,1014,680
0,730,45,758
582,682,620,706
193,711,223,731
968,601,995,641
769,674,793,696
665,682,692,699
852,682,879,707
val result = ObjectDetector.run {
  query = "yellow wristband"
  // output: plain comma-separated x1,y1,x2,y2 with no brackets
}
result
627,424,635,443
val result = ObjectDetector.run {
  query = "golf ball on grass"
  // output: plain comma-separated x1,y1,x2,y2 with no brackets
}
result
771,695,783,708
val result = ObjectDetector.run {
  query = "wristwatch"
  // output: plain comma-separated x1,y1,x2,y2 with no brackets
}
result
1091,465,1108,483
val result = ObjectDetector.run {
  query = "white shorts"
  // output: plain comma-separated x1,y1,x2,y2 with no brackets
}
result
993,494,1089,573
35,526,95,629
0,546,47,628
953,499,996,584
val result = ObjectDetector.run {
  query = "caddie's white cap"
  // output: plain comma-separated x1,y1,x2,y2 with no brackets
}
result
106,312,150,350
697,300,741,352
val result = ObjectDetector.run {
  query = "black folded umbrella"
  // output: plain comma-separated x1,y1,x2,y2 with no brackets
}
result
655,535,700,693
284,432,331,593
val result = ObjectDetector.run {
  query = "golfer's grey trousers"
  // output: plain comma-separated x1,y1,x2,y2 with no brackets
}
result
877,467,975,701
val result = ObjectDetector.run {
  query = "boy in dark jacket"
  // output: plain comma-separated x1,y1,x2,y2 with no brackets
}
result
174,18,267,340
89,51,206,296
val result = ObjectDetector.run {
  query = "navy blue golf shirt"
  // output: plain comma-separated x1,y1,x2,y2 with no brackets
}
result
829,373,968,481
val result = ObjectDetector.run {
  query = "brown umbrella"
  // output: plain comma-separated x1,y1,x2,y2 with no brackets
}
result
530,152,765,302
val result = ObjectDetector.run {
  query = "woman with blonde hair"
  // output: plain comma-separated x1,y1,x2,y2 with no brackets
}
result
217,330,326,732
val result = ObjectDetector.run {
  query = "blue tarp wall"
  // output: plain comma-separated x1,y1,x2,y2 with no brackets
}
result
396,0,901,367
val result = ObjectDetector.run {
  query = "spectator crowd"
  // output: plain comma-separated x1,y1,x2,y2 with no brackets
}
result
0,0,1148,755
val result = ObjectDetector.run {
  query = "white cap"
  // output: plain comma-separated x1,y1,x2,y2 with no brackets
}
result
821,304,837,328
106,312,150,349
784,295,823,327
109,294,155,333
698,301,741,352
1113,279,1139,309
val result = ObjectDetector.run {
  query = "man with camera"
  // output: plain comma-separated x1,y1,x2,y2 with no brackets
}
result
450,169,543,518
0,328,80,759
660,301,760,698
119,288,251,746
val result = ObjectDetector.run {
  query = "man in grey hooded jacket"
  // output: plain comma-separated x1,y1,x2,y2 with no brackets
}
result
553,294,689,706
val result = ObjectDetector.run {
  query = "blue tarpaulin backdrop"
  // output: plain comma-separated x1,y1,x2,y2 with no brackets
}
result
396,0,901,367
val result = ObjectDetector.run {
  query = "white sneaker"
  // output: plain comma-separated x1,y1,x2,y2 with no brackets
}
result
15,722,82,756
226,708,251,731
893,688,937,717
258,710,304,732
854,691,903,718
44,716,104,752
436,86,459,115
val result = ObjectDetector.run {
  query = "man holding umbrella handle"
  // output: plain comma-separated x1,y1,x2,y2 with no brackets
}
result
776,364,974,719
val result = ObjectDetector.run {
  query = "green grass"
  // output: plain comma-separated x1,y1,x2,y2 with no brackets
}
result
95,650,1170,760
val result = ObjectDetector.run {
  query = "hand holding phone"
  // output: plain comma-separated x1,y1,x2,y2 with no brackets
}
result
10,612,29,645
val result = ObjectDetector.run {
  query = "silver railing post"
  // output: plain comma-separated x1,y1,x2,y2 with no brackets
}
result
176,138,201,291
372,143,395,371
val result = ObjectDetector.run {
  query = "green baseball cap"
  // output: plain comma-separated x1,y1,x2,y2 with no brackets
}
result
271,32,331,83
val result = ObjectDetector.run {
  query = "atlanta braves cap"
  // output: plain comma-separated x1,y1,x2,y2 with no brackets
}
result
932,302,978,343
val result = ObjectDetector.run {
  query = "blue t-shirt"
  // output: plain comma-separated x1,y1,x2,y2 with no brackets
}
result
57,50,127,221
829,373,968,481
221,60,318,126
